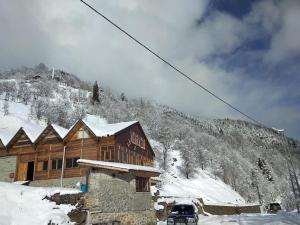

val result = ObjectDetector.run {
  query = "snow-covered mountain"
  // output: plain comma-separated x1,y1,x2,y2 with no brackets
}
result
0,64,299,209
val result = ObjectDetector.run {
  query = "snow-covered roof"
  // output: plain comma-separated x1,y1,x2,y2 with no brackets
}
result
51,124,69,139
0,127,18,146
23,126,45,143
83,119,138,137
77,159,161,176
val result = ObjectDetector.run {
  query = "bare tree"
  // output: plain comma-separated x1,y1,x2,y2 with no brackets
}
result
3,100,9,116
158,127,173,171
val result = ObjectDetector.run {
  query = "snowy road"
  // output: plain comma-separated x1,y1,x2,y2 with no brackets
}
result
158,213,300,225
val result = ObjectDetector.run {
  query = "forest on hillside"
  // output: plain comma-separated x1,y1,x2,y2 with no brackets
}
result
1,63,299,210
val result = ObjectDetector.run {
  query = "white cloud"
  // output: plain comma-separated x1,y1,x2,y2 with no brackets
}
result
0,0,299,138
245,0,300,62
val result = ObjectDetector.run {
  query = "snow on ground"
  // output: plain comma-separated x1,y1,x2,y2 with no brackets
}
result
152,146,245,204
157,213,300,225
0,182,80,225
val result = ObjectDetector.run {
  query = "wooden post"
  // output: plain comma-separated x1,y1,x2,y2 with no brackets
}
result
48,144,51,178
61,146,66,187
33,151,38,181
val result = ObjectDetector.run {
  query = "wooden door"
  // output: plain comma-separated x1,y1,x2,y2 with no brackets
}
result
17,162,28,181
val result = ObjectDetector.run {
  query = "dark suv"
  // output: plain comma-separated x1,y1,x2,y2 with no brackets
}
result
267,203,282,214
167,204,198,225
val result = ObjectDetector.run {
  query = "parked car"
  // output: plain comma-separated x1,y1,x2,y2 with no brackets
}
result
267,202,282,214
167,204,198,225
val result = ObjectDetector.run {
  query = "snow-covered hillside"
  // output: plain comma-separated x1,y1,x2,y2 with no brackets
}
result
152,145,245,204
0,182,79,225
159,170,244,204
0,100,45,145
0,99,244,204
0,65,299,210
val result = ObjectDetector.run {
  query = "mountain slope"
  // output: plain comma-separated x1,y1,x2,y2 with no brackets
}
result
0,99,243,204
0,64,299,209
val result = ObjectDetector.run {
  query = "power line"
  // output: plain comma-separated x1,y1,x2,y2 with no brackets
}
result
80,0,263,126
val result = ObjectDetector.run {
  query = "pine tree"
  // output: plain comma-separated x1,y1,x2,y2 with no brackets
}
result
92,81,100,104
121,93,126,101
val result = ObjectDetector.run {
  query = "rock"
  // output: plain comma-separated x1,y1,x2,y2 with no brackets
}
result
68,209,87,225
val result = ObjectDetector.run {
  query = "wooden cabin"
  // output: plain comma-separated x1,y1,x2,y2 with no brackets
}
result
1,120,155,182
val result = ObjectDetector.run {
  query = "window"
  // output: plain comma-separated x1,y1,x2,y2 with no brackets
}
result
131,130,146,149
133,151,136,164
101,146,114,161
131,131,138,145
66,157,79,168
77,127,90,139
135,135,139,146
115,145,119,162
42,161,48,171
101,146,107,160
136,177,150,192
140,137,145,149
124,147,128,163
52,159,62,170
120,146,123,162
109,146,114,161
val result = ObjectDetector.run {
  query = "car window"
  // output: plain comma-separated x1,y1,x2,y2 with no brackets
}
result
171,205,194,215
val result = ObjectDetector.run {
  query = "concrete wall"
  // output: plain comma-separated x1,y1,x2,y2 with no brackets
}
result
30,176,86,188
154,197,261,221
86,170,156,225
203,204,261,215
0,156,16,182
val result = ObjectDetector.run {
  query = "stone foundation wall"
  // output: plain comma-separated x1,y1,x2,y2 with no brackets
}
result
86,170,156,225
90,210,156,225
0,156,16,182
86,170,152,212
30,176,86,188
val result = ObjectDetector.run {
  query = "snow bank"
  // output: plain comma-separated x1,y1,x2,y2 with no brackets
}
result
0,182,80,225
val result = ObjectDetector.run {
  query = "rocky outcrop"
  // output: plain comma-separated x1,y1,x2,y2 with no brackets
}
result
46,192,86,225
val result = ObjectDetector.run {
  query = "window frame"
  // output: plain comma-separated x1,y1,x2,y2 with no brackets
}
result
42,160,48,171
66,157,80,169
52,159,63,170
136,177,150,192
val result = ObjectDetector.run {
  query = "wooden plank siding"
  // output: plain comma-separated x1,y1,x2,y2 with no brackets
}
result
2,120,155,181
115,123,154,166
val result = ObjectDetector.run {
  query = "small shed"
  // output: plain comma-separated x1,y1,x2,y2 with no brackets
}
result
78,159,160,225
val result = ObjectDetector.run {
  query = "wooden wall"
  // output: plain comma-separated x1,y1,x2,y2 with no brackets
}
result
2,121,155,181
115,123,154,166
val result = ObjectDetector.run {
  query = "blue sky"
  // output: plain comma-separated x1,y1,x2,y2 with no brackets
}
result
0,0,299,139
